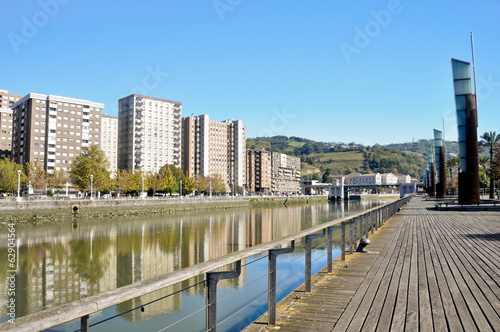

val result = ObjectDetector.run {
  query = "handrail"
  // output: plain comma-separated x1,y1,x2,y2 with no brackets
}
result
0,195,412,332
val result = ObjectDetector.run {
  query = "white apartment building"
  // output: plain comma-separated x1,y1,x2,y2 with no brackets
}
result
101,114,118,173
271,152,301,193
11,93,103,173
381,173,398,185
118,94,182,173
335,173,382,186
397,174,411,184
182,114,246,191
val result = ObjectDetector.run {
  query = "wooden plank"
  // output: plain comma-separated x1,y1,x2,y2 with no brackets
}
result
416,214,433,332
332,221,404,332
431,213,499,330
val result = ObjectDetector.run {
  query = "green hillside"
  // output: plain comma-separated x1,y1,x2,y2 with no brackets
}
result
246,136,446,181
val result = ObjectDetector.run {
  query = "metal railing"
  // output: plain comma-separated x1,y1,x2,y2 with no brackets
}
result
0,196,412,332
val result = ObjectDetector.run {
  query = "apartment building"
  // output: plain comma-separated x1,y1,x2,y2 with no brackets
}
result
246,149,272,194
11,93,103,172
118,94,182,173
271,152,301,194
182,114,246,191
101,114,118,173
0,90,22,159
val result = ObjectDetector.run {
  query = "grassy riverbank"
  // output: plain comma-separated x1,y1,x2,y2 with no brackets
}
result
0,196,328,224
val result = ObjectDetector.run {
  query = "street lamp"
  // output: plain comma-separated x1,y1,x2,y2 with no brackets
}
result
209,181,212,199
17,170,21,202
180,179,182,199
90,174,93,201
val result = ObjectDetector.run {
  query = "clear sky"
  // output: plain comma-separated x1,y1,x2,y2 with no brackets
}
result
2,0,499,145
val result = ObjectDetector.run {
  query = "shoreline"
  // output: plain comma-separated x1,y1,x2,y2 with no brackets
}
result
0,196,328,224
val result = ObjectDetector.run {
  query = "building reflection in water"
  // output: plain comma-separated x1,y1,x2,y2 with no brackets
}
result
0,200,385,322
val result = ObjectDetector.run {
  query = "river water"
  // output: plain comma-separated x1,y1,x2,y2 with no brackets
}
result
0,198,395,331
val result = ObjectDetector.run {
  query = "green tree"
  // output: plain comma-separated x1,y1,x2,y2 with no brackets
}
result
480,131,500,198
47,169,70,197
445,156,460,181
194,174,210,194
209,174,226,195
70,145,115,194
161,166,177,195
182,176,196,195
24,160,46,193
0,158,23,192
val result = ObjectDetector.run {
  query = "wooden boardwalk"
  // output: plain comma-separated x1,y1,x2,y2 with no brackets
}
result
245,197,500,332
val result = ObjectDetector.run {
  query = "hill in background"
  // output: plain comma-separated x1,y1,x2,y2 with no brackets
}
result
247,136,459,181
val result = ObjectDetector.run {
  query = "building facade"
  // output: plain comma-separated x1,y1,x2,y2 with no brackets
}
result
182,114,246,191
101,114,118,173
11,93,103,173
271,152,301,194
246,149,272,194
118,94,182,174
0,90,22,159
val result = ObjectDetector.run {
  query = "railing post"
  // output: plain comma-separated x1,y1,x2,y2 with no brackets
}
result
354,217,358,244
370,211,374,235
341,222,346,262
269,241,295,326
206,261,242,332
305,230,326,292
81,315,89,332
349,221,354,254
328,226,339,271
365,213,369,238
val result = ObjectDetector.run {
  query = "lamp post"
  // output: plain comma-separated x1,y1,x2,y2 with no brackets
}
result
209,181,212,199
141,174,145,199
90,174,93,201
180,179,182,199
17,170,21,202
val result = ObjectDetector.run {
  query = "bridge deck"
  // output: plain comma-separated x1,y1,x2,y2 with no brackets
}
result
245,197,500,332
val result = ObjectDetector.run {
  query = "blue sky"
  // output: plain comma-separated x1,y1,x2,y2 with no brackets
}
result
2,0,499,145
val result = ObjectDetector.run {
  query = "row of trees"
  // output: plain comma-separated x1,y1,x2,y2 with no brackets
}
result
0,145,228,197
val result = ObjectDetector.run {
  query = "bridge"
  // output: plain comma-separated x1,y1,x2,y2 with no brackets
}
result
329,182,417,200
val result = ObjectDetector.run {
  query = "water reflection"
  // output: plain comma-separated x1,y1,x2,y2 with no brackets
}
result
0,199,389,325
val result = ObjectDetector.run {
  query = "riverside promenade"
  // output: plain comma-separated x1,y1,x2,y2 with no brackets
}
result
245,197,500,331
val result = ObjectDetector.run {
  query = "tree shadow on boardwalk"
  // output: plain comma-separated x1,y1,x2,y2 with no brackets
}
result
463,233,500,241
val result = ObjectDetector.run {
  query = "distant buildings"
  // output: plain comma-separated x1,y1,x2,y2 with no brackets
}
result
182,114,246,191
117,94,182,174
332,172,412,186
246,149,301,194
101,114,118,173
246,149,272,194
11,93,103,173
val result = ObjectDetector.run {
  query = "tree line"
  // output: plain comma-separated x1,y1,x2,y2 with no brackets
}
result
0,145,227,197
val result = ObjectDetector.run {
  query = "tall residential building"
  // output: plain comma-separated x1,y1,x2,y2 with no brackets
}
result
11,93,103,172
0,89,22,108
182,114,246,191
0,108,13,159
0,90,22,159
271,152,301,194
246,149,272,194
101,114,118,173
118,94,182,173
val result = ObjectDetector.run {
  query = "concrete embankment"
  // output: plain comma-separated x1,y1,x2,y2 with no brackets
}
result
0,196,327,224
